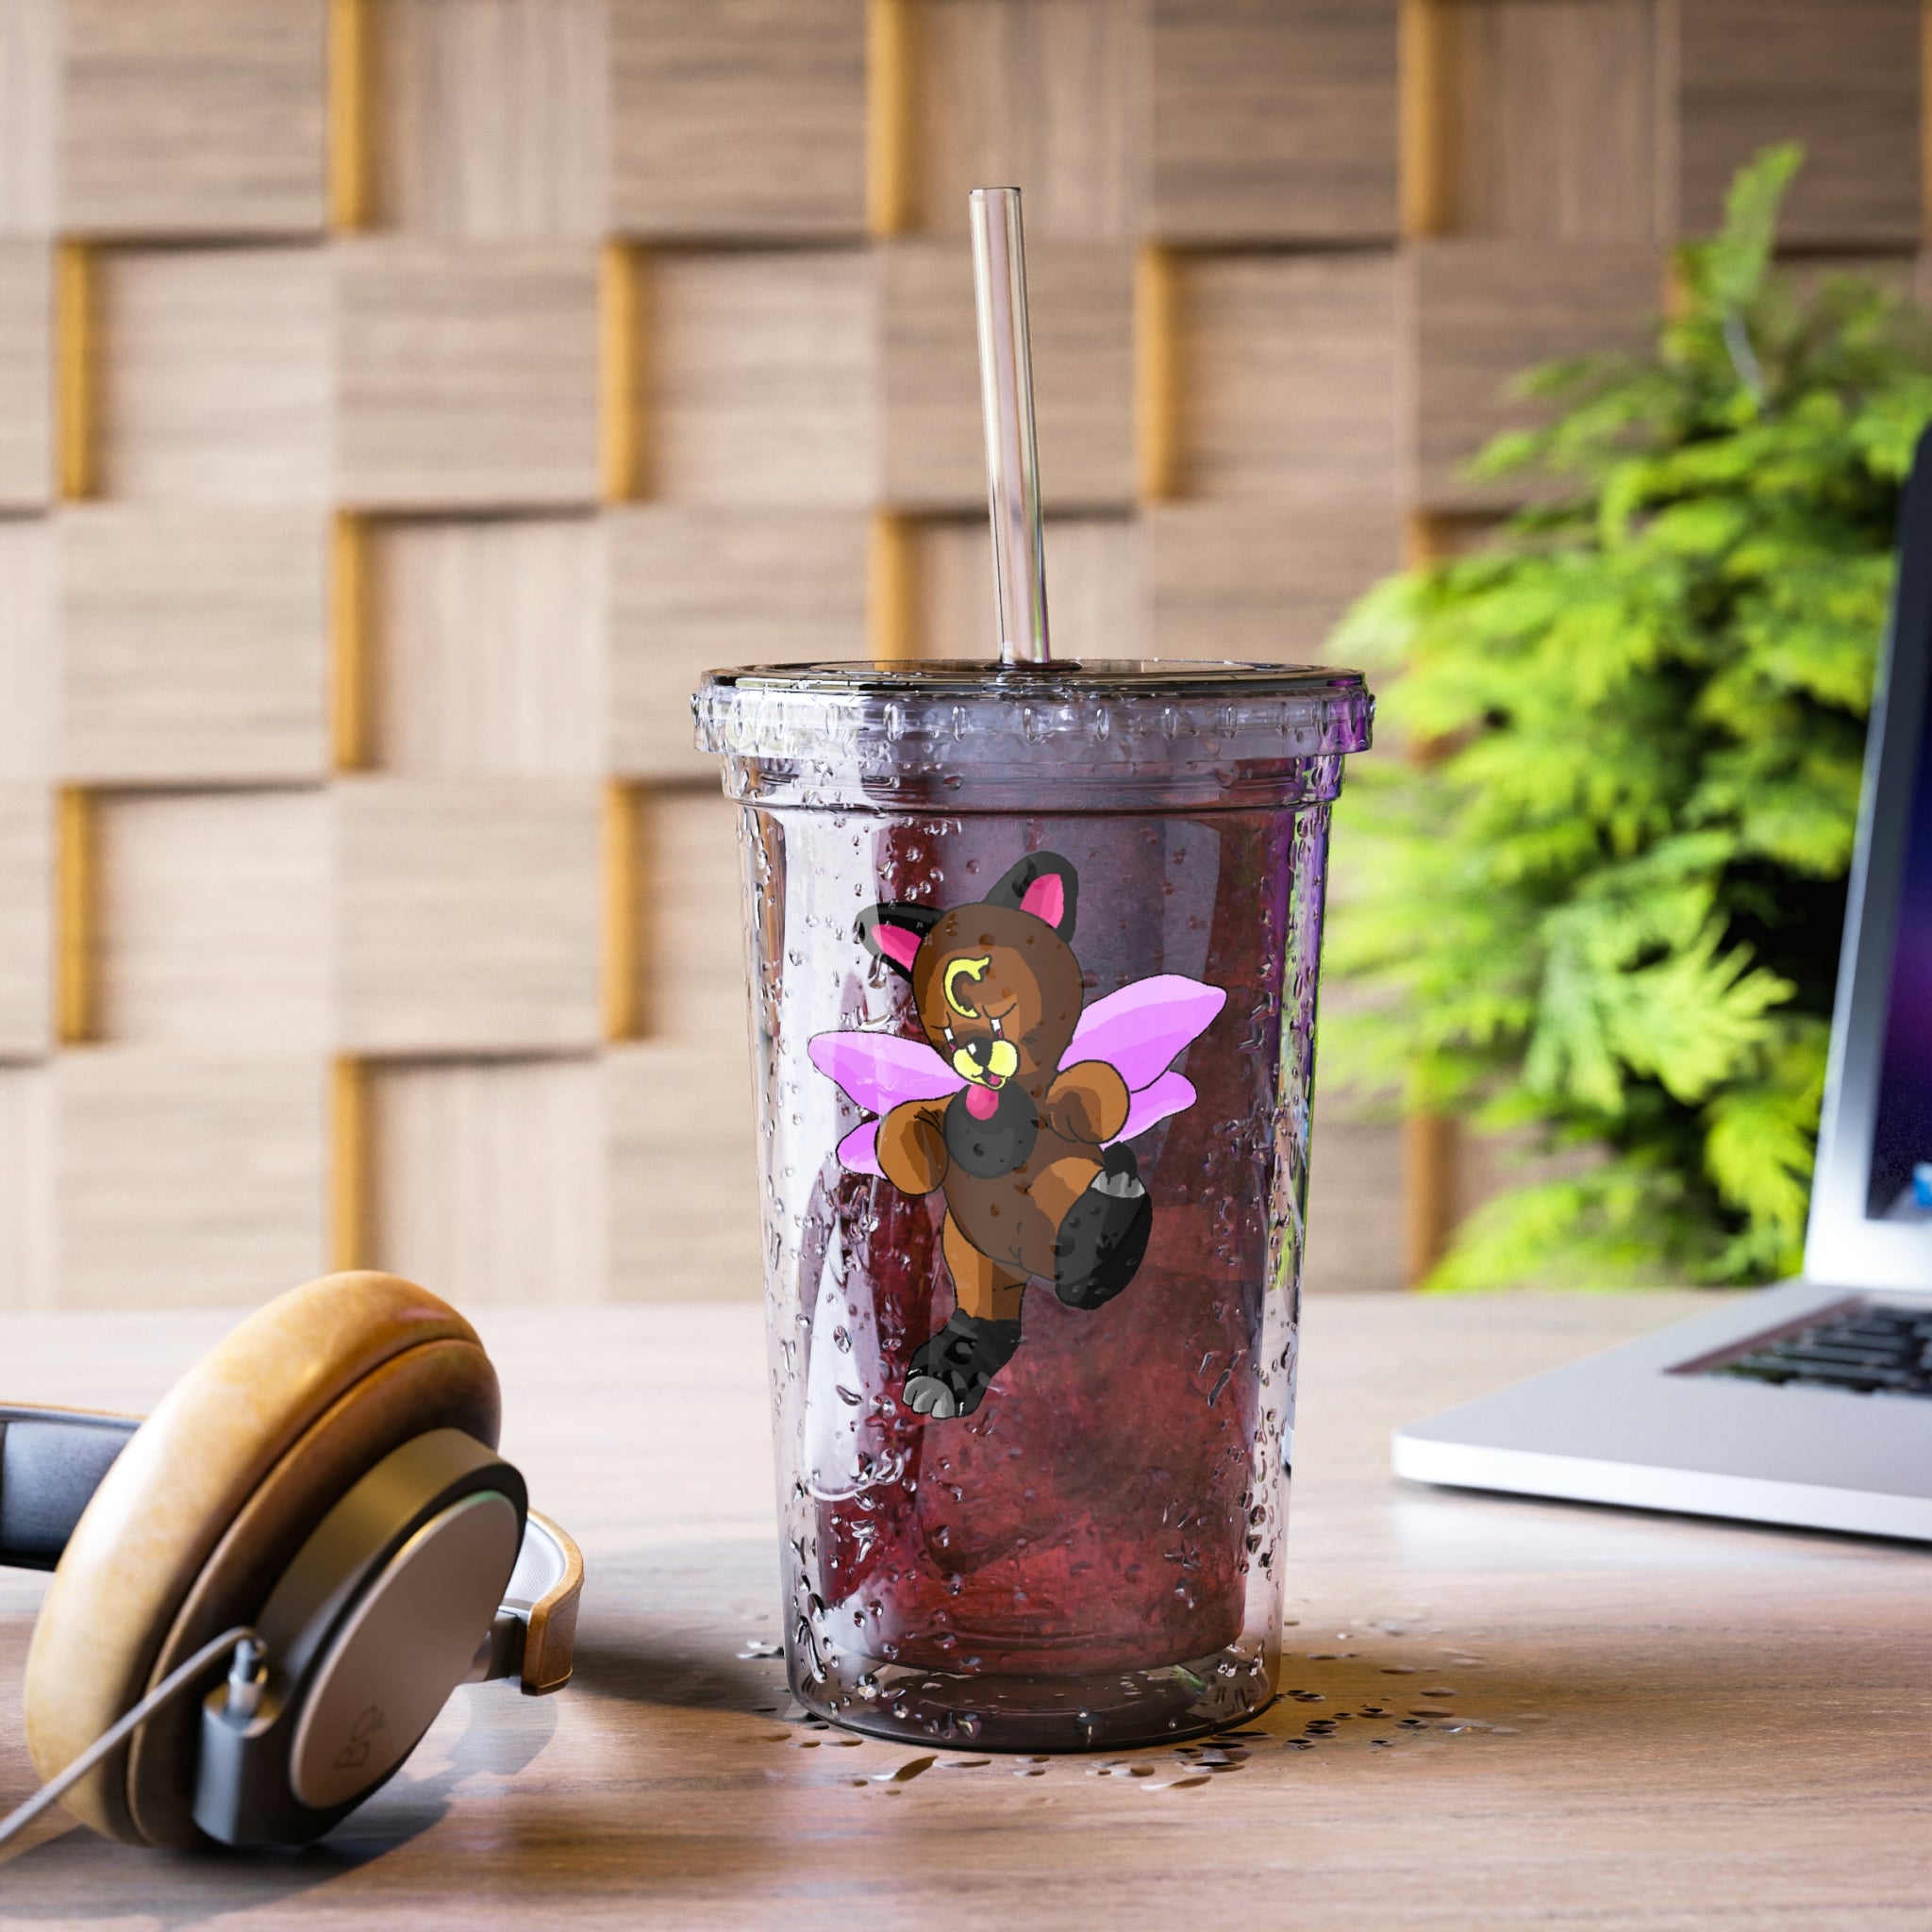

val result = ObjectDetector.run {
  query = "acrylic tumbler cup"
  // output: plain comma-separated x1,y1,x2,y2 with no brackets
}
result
695,659,1372,1751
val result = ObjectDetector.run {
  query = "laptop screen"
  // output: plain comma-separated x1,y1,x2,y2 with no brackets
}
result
1807,425,1932,1285
1868,597,1932,1219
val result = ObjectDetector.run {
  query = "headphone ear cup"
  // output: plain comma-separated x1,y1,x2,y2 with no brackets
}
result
24,1272,500,1850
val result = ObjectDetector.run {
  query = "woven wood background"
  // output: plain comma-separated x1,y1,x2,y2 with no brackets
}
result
0,0,1922,1308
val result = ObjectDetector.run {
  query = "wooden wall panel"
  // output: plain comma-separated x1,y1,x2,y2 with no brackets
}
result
1404,241,1659,509
371,513,605,775
1675,0,1921,247
58,0,328,236
0,240,51,505
607,1039,761,1301
0,1065,53,1307
649,249,875,506
1441,0,1661,244
0,0,58,238
93,790,332,1049
1150,0,1400,241
53,1049,327,1307
880,239,1133,509
95,246,333,504
608,0,867,240
1301,1108,1405,1294
910,0,1142,242
1147,504,1402,662
336,240,601,508
1179,252,1401,508
335,776,603,1053
0,785,52,1058
58,507,330,782
371,1055,608,1302
372,0,608,239
641,789,747,1044
915,513,1141,660
4,0,1919,1306
608,508,868,780
0,515,56,780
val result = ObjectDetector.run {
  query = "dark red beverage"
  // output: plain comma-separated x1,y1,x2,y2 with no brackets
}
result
698,660,1370,1750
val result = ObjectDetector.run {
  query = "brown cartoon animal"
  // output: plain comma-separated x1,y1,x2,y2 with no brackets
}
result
858,853,1152,1419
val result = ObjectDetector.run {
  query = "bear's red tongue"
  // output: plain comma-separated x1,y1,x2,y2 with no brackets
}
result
964,1083,1001,1119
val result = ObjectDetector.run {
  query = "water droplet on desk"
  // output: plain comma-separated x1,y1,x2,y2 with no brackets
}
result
941,1757,991,1769
874,1755,936,1783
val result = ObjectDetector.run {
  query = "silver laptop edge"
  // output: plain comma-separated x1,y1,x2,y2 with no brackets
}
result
1391,427,1932,1542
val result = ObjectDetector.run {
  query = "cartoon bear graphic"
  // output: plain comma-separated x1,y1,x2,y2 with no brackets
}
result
810,852,1224,1421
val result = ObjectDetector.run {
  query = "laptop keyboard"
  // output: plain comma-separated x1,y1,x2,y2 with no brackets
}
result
1713,1302,1932,1397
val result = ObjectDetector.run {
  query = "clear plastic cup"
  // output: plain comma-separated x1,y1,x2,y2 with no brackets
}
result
695,658,1372,1751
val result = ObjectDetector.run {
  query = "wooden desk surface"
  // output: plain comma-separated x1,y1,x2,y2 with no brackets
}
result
1,1291,1926,1929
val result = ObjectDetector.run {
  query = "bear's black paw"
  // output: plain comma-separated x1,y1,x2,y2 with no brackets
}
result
1053,1145,1152,1312
903,1311,1023,1420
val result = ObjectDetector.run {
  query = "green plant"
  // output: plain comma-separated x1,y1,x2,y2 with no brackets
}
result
1326,147,1932,1289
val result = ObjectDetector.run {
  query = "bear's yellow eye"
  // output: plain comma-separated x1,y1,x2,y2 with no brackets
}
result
943,956,991,1018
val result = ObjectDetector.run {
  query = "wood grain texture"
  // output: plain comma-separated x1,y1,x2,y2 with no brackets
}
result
59,0,329,236
50,1050,328,1307
57,507,331,783
94,245,333,505
0,1065,53,1306
1441,0,1661,243
371,512,606,775
608,0,868,239
0,238,51,506
608,508,867,780
880,238,1133,509
0,784,52,1058
1146,502,1402,661
1403,240,1659,509
1674,0,1922,246
92,790,333,1050
910,0,1143,242
336,239,601,508
372,0,608,238
649,249,875,507
1179,251,1401,508
0,0,57,236
1302,1108,1405,1293
606,1037,761,1300
914,513,1142,660
335,776,603,1054
0,514,56,781
1150,0,1401,241
637,788,750,1045
7,1292,1930,1917
371,1055,608,1302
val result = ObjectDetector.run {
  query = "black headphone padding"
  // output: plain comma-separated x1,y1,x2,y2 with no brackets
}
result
0,1408,139,1573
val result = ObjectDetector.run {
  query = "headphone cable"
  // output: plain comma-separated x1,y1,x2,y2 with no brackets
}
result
0,1625,262,1854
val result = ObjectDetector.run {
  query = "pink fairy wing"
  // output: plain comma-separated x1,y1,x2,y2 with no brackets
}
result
1068,974,1226,1092
808,1030,963,1115
1107,1070,1196,1146
837,1121,884,1176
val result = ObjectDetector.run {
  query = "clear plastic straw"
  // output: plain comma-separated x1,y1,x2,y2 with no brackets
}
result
969,188,1050,665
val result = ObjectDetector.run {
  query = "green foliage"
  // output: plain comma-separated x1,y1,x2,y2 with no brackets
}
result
1326,147,1932,1289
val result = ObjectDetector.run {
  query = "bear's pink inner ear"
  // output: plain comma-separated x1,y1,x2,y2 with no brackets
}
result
1020,874,1065,927
874,923,923,970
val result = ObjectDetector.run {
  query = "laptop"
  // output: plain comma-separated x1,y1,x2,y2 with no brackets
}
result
1391,428,1932,1543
